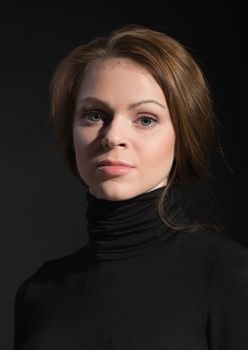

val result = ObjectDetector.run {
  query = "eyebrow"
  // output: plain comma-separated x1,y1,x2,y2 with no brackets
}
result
78,97,166,111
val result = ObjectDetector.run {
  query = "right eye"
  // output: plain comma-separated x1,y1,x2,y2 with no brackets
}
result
80,110,106,123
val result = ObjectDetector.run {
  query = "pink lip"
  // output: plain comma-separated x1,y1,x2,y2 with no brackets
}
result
97,159,134,167
97,165,134,176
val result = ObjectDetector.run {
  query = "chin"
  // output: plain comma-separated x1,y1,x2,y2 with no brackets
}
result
89,181,166,201
97,191,130,201
89,183,137,201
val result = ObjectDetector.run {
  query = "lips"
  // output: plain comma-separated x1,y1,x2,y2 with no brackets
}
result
97,159,134,167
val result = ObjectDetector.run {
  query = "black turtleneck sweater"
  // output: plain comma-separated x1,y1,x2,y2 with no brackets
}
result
14,186,248,349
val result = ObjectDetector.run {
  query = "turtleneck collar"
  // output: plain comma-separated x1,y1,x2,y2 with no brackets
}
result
85,186,176,261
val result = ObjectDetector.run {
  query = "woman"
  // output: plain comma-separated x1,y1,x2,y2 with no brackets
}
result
14,24,248,349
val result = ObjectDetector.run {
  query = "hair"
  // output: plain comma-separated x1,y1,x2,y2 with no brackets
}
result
49,24,221,233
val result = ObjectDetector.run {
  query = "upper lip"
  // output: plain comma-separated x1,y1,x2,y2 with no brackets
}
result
97,159,134,167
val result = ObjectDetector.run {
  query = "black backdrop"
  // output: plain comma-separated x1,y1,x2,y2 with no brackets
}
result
1,2,247,349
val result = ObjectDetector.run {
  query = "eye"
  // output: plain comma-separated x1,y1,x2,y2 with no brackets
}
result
80,110,158,129
80,110,106,123
137,115,157,128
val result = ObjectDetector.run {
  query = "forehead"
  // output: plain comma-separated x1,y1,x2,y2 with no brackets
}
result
85,57,148,74
76,57,166,105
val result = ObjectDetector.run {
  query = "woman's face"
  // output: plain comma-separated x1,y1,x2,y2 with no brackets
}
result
72,57,176,200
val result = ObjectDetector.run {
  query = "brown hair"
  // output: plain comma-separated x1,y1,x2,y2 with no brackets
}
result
49,24,219,233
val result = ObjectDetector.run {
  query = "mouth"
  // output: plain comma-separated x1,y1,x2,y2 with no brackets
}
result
97,165,134,176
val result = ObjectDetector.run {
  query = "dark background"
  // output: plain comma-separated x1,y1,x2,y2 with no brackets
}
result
1,1,246,348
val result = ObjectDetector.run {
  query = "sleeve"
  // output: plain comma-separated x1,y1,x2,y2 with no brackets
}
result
14,279,30,350
207,243,248,350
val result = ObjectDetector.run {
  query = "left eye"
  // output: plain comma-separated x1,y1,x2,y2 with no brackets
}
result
138,116,157,127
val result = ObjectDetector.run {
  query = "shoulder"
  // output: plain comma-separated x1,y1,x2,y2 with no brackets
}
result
191,232,248,347
176,230,248,315
15,242,95,301
171,229,248,280
176,228,248,262
201,231,248,295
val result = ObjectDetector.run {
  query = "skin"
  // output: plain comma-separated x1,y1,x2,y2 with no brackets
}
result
72,57,176,201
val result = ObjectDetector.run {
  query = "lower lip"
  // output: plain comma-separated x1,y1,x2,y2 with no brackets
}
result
97,165,134,175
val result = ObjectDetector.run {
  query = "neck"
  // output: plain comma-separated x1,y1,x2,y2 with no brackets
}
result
85,186,176,261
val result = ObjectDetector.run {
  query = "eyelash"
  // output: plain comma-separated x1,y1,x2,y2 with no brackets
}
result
80,110,158,129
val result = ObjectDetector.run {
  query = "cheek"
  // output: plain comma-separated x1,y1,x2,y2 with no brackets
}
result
72,129,93,182
163,133,176,159
144,130,175,166
72,129,93,178
73,128,93,152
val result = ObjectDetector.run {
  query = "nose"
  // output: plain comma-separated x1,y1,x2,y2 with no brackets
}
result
100,116,127,149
